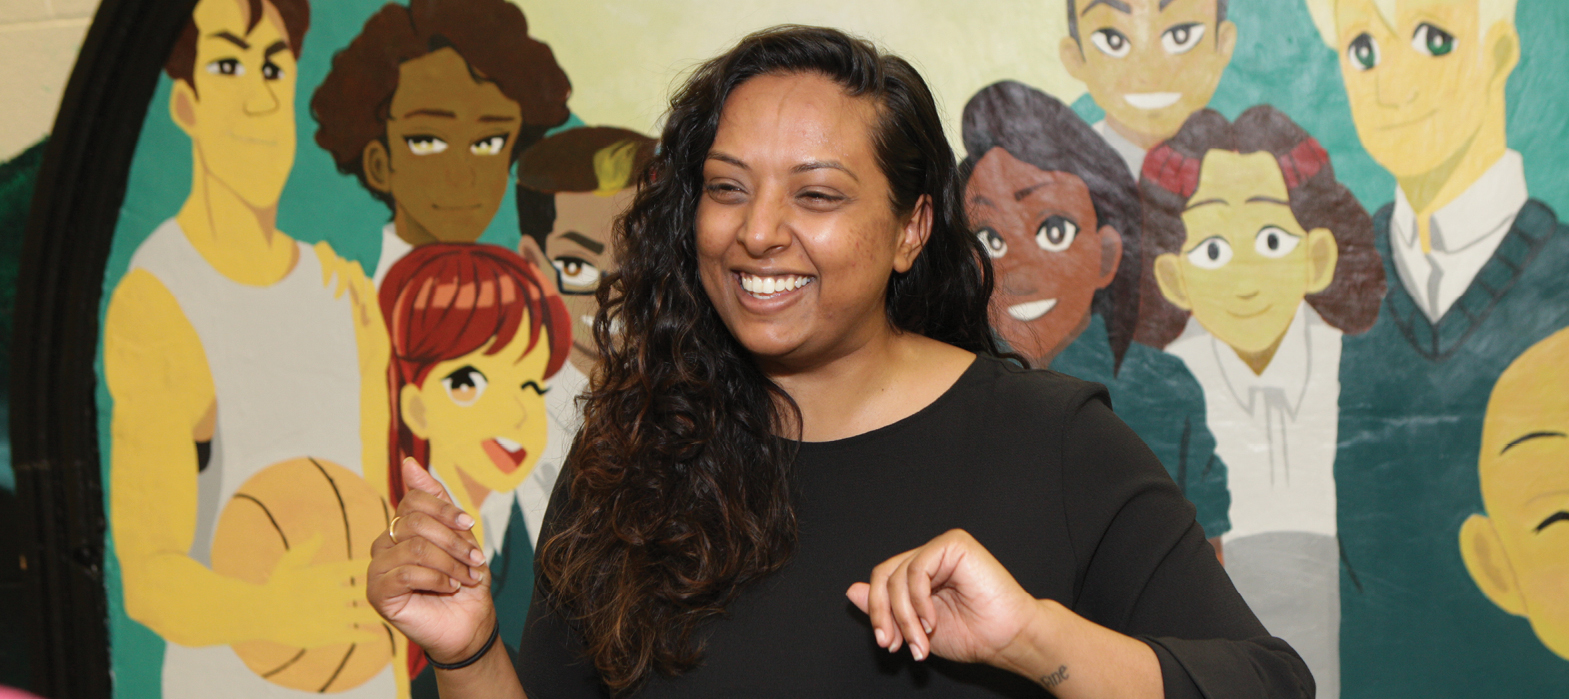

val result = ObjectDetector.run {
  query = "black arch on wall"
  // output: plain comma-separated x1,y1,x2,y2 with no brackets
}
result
12,0,195,696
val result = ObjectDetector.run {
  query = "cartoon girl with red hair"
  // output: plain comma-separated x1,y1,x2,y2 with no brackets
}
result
379,243,569,685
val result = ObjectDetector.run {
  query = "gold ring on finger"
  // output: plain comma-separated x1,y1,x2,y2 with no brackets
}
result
389,515,405,545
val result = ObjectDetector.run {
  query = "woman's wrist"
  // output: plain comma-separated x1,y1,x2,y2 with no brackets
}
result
992,598,1069,684
428,613,501,668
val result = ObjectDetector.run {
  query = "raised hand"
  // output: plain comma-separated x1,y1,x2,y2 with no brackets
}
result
846,529,1040,665
366,458,495,664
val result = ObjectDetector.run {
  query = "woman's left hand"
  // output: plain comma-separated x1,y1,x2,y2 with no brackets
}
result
846,529,1040,666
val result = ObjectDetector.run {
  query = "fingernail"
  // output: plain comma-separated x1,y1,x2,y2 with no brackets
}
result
912,646,925,662
456,513,475,529
448,577,459,590
469,548,484,565
403,457,420,469
875,628,886,647
922,619,932,634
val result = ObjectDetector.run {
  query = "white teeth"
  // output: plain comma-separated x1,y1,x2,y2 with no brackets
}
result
739,273,814,297
1123,92,1182,110
1008,298,1058,321
494,437,522,453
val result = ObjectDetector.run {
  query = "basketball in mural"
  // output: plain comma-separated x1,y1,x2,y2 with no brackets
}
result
210,457,393,693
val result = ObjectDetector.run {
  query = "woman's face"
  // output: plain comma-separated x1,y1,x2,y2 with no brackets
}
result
401,327,551,495
966,148,1121,363
695,72,928,368
1153,150,1338,357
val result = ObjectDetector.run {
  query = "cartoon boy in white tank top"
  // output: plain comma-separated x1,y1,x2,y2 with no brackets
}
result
103,0,401,696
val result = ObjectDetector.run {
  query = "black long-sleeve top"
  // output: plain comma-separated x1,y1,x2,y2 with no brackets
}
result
516,354,1314,697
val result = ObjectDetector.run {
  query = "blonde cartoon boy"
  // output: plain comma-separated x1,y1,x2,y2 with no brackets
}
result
1309,0,1569,695
1461,326,1569,663
103,0,396,696
1061,0,1237,175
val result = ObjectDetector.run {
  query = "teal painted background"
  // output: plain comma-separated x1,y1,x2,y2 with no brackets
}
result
90,0,1569,696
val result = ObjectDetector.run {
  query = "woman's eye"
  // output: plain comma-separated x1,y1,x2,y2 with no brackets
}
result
261,60,283,80
441,366,488,407
1035,216,1079,253
1161,23,1206,55
1185,236,1233,270
1347,33,1379,71
552,256,602,291
205,58,245,76
797,189,845,209
1411,23,1456,57
1254,226,1302,258
470,135,508,156
976,228,1008,259
405,136,448,156
705,182,746,204
1090,28,1132,58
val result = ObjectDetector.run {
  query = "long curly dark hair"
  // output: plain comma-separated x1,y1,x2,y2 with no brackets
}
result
536,25,1005,693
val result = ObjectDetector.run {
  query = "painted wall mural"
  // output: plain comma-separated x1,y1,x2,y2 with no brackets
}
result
43,0,1566,696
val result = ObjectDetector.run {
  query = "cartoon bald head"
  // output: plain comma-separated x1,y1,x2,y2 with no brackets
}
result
1460,327,1569,661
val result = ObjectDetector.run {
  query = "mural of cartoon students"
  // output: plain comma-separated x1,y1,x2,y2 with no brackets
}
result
1139,106,1386,698
1305,0,1569,694
102,0,399,696
512,126,655,539
380,243,570,696
311,0,571,286
958,80,1232,551
1060,0,1237,176
1460,326,1569,663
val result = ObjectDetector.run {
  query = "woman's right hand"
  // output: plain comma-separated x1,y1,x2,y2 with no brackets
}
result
367,458,495,664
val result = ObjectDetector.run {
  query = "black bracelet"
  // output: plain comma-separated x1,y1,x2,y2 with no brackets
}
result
425,622,500,671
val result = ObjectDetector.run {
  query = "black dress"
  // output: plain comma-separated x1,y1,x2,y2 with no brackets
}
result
516,354,1313,697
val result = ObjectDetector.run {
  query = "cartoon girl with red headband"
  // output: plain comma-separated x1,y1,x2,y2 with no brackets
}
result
379,243,570,686
1139,105,1384,696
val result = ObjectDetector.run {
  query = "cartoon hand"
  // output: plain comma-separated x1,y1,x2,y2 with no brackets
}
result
257,533,387,649
366,458,497,665
847,529,1041,666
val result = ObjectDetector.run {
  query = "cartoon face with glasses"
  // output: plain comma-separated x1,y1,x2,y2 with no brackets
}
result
516,127,656,375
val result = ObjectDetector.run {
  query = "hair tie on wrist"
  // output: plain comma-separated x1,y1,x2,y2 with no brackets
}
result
426,622,500,671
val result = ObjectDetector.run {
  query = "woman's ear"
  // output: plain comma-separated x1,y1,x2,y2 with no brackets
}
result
1459,513,1526,616
170,80,199,136
363,140,393,194
1096,225,1124,289
1153,253,1191,310
400,383,429,440
893,194,933,274
1305,228,1339,294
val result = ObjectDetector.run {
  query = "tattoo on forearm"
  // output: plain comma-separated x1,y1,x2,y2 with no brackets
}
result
1039,665,1069,689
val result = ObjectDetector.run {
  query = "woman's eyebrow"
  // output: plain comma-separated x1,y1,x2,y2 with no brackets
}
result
1245,195,1291,205
1501,430,1567,454
1185,197,1228,210
792,160,858,182
707,152,747,169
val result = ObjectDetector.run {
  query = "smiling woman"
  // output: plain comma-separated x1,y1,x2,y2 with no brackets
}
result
363,25,1314,699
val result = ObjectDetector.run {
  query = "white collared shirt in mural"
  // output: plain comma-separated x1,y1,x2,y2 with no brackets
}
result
1390,149,1529,324
1165,302,1342,540
1092,119,1147,179
371,222,414,289
129,218,395,699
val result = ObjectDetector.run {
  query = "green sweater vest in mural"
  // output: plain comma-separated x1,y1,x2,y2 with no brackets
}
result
1051,314,1231,539
1336,199,1569,697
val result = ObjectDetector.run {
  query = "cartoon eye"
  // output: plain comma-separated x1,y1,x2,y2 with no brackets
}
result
1161,23,1206,55
1411,23,1456,57
405,136,448,156
205,58,245,76
1347,33,1379,71
1537,511,1569,533
471,135,508,156
552,256,603,291
975,228,1008,259
261,60,283,80
1090,29,1132,59
1186,236,1233,270
441,365,488,407
1036,216,1079,253
1254,226,1302,258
